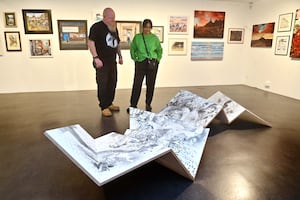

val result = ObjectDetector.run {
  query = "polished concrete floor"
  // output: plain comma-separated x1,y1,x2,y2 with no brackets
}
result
0,85,300,200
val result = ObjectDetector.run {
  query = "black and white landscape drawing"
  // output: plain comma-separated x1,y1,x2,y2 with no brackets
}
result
158,90,223,127
44,125,171,186
208,91,271,126
125,128,209,177
44,90,271,187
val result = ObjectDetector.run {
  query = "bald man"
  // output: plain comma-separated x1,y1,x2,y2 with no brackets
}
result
88,7,123,117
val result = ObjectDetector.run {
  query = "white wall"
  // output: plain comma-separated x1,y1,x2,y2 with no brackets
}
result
245,0,300,100
0,0,299,100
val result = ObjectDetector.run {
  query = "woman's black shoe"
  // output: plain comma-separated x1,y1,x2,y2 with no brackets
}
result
146,104,152,112
127,106,137,114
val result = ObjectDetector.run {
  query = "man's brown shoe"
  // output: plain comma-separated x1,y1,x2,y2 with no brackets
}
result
102,108,112,117
108,104,120,111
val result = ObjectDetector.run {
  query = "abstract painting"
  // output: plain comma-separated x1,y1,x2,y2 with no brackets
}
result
290,9,300,58
191,42,224,60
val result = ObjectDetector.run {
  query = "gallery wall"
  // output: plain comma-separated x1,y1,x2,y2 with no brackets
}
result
244,0,300,100
0,0,299,100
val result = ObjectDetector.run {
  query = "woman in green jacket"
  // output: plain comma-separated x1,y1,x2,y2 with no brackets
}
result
128,19,163,112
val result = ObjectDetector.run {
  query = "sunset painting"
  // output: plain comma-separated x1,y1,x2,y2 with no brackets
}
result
194,10,225,38
251,22,275,47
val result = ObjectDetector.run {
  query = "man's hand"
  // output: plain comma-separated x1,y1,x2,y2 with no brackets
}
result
94,58,103,68
118,57,123,65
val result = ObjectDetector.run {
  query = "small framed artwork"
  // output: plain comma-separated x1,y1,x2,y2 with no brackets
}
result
275,36,290,56
228,28,244,44
277,13,293,32
4,31,21,51
4,12,17,27
29,39,52,57
152,26,164,43
116,20,142,49
57,20,88,50
168,38,187,55
22,9,53,34
169,16,189,34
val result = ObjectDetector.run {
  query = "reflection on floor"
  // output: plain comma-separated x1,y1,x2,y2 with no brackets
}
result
1,85,300,200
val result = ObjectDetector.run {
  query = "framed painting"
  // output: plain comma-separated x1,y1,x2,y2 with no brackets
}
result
116,20,141,49
191,42,224,60
168,38,187,55
57,20,88,50
29,39,52,57
194,10,225,38
169,16,188,34
290,9,300,58
251,22,275,47
4,31,21,51
274,36,290,56
228,28,244,44
4,12,17,27
152,26,164,43
277,13,293,32
22,9,53,34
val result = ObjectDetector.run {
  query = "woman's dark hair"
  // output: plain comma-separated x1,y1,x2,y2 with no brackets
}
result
143,19,152,28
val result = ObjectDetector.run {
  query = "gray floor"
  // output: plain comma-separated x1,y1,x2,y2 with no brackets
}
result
0,85,300,200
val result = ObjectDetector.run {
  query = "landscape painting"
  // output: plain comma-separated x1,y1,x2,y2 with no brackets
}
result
251,22,275,47
194,10,225,38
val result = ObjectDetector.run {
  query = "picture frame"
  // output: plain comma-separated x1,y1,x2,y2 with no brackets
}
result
4,31,21,51
227,28,244,44
275,36,290,56
57,20,88,50
116,20,142,49
29,39,52,57
152,26,164,43
22,9,53,34
4,12,17,27
168,38,187,55
277,13,293,32
169,16,189,34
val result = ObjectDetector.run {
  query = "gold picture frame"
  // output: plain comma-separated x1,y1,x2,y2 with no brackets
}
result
4,12,17,27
